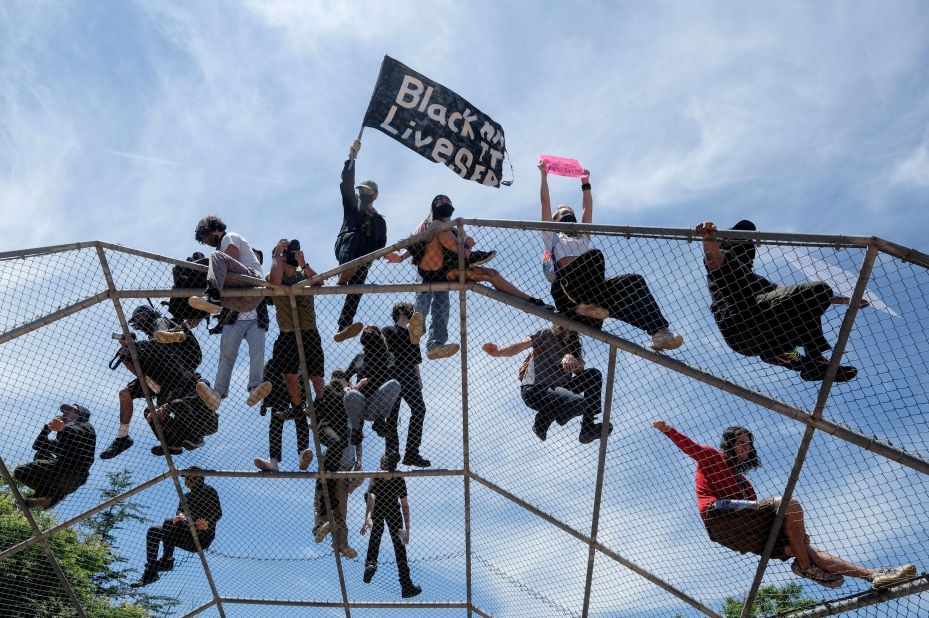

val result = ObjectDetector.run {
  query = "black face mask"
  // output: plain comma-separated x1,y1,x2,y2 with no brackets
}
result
558,213,577,224
359,193,375,207
433,204,454,219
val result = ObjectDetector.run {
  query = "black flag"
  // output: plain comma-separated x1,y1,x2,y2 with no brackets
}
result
362,56,508,188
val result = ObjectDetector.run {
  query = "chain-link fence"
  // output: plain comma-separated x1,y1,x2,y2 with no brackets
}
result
0,219,926,618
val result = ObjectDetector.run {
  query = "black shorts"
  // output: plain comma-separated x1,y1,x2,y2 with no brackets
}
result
126,378,144,400
272,330,325,378
703,498,795,560
418,265,453,283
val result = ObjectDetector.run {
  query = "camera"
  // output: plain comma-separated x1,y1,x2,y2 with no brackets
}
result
284,239,301,267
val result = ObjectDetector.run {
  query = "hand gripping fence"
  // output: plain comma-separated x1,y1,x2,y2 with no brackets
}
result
0,219,927,617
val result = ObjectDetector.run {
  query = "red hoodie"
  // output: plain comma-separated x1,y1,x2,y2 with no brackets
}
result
664,428,756,522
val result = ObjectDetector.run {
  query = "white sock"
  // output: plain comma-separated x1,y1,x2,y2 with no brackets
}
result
117,424,130,438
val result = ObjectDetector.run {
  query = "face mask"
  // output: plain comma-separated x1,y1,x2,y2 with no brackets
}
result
359,193,375,207
433,204,455,219
558,213,577,224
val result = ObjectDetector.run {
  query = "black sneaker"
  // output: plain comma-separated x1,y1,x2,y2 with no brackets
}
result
372,416,388,437
402,453,431,468
151,444,183,457
401,583,422,598
467,250,496,267
130,564,160,588
763,350,804,371
799,358,858,382
100,436,134,460
528,297,555,311
383,450,402,470
533,414,552,441
363,563,377,583
579,422,613,444
155,557,175,573
23,496,51,509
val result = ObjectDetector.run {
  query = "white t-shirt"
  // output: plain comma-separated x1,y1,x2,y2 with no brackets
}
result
541,230,591,263
219,232,262,320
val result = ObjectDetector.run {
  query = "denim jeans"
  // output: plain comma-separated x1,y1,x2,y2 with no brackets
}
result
214,319,266,396
521,368,603,431
344,380,402,432
414,291,450,349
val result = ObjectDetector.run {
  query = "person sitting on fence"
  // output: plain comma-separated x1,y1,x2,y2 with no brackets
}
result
253,355,313,473
360,451,421,597
314,370,362,559
539,163,683,351
14,403,96,510
131,468,222,588
188,215,272,411
101,305,196,460
334,139,387,343
383,302,432,468
415,195,550,314
483,325,612,444
653,420,916,590
344,326,402,446
696,220,863,382
145,392,218,457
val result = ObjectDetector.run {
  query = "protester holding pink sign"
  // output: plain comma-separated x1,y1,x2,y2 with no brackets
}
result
537,161,684,352
539,155,585,178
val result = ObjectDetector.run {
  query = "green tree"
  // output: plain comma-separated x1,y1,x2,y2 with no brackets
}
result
1,470,180,618
723,582,817,617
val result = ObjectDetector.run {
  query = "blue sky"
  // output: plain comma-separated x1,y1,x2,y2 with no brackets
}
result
2,1,929,617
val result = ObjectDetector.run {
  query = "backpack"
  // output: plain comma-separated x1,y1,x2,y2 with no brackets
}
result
518,352,534,382
163,253,210,322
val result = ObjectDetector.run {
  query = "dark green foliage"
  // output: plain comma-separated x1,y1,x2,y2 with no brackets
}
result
724,582,817,617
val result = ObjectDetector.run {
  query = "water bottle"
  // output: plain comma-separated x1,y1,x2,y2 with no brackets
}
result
542,251,556,282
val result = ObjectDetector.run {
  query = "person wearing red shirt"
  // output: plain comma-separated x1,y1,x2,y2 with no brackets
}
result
654,420,915,590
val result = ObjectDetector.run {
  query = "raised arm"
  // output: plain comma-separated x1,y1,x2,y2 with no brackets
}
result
539,161,552,221
482,337,533,358
581,169,592,224
269,239,288,285
653,420,716,463
695,222,725,271
340,140,361,217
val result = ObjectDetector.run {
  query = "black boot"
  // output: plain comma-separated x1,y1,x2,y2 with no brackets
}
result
363,563,377,583
401,581,422,598
579,422,613,444
100,435,134,460
533,413,553,441
130,563,160,588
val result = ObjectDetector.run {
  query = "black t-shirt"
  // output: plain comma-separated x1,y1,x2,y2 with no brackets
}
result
347,350,395,396
179,483,223,529
382,325,422,370
706,248,777,323
367,476,408,517
315,385,349,438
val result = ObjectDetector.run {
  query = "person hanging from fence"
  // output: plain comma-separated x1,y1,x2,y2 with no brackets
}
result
333,139,387,343
101,305,198,460
344,325,402,447
188,215,272,411
252,354,312,472
386,194,552,341
131,467,222,588
313,371,363,559
696,220,864,381
538,162,684,351
652,420,916,590
360,451,422,598
382,302,432,468
483,325,612,444
14,403,96,510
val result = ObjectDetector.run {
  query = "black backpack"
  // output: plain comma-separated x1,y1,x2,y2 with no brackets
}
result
163,253,210,322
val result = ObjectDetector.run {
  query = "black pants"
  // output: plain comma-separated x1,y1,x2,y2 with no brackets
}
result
146,519,214,564
337,265,370,331
386,366,427,457
269,415,310,462
364,504,412,585
14,461,85,507
521,368,603,431
719,282,833,360
552,250,669,334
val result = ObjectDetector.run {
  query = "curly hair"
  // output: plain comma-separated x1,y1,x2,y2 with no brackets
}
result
391,302,416,323
194,215,226,243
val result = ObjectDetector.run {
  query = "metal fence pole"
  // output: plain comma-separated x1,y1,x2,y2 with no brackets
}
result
457,218,475,617
287,293,352,618
95,245,227,618
581,346,618,617
739,244,879,617
0,455,88,618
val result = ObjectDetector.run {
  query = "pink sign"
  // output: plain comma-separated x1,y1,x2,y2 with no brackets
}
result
539,154,584,178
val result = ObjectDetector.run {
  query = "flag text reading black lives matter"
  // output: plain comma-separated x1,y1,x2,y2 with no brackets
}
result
363,56,507,187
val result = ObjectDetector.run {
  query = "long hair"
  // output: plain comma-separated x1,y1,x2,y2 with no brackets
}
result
359,325,389,357
552,324,581,358
721,426,760,473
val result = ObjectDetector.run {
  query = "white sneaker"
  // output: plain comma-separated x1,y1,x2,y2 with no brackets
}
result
153,330,187,344
254,457,279,472
299,448,314,471
188,296,222,315
427,343,460,360
246,381,272,406
650,328,684,352
869,564,916,588
408,312,425,345
196,381,221,412
791,560,845,589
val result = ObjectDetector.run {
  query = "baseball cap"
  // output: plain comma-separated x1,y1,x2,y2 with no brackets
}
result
356,180,379,196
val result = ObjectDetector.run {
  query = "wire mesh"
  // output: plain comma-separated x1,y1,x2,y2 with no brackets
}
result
0,219,926,618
